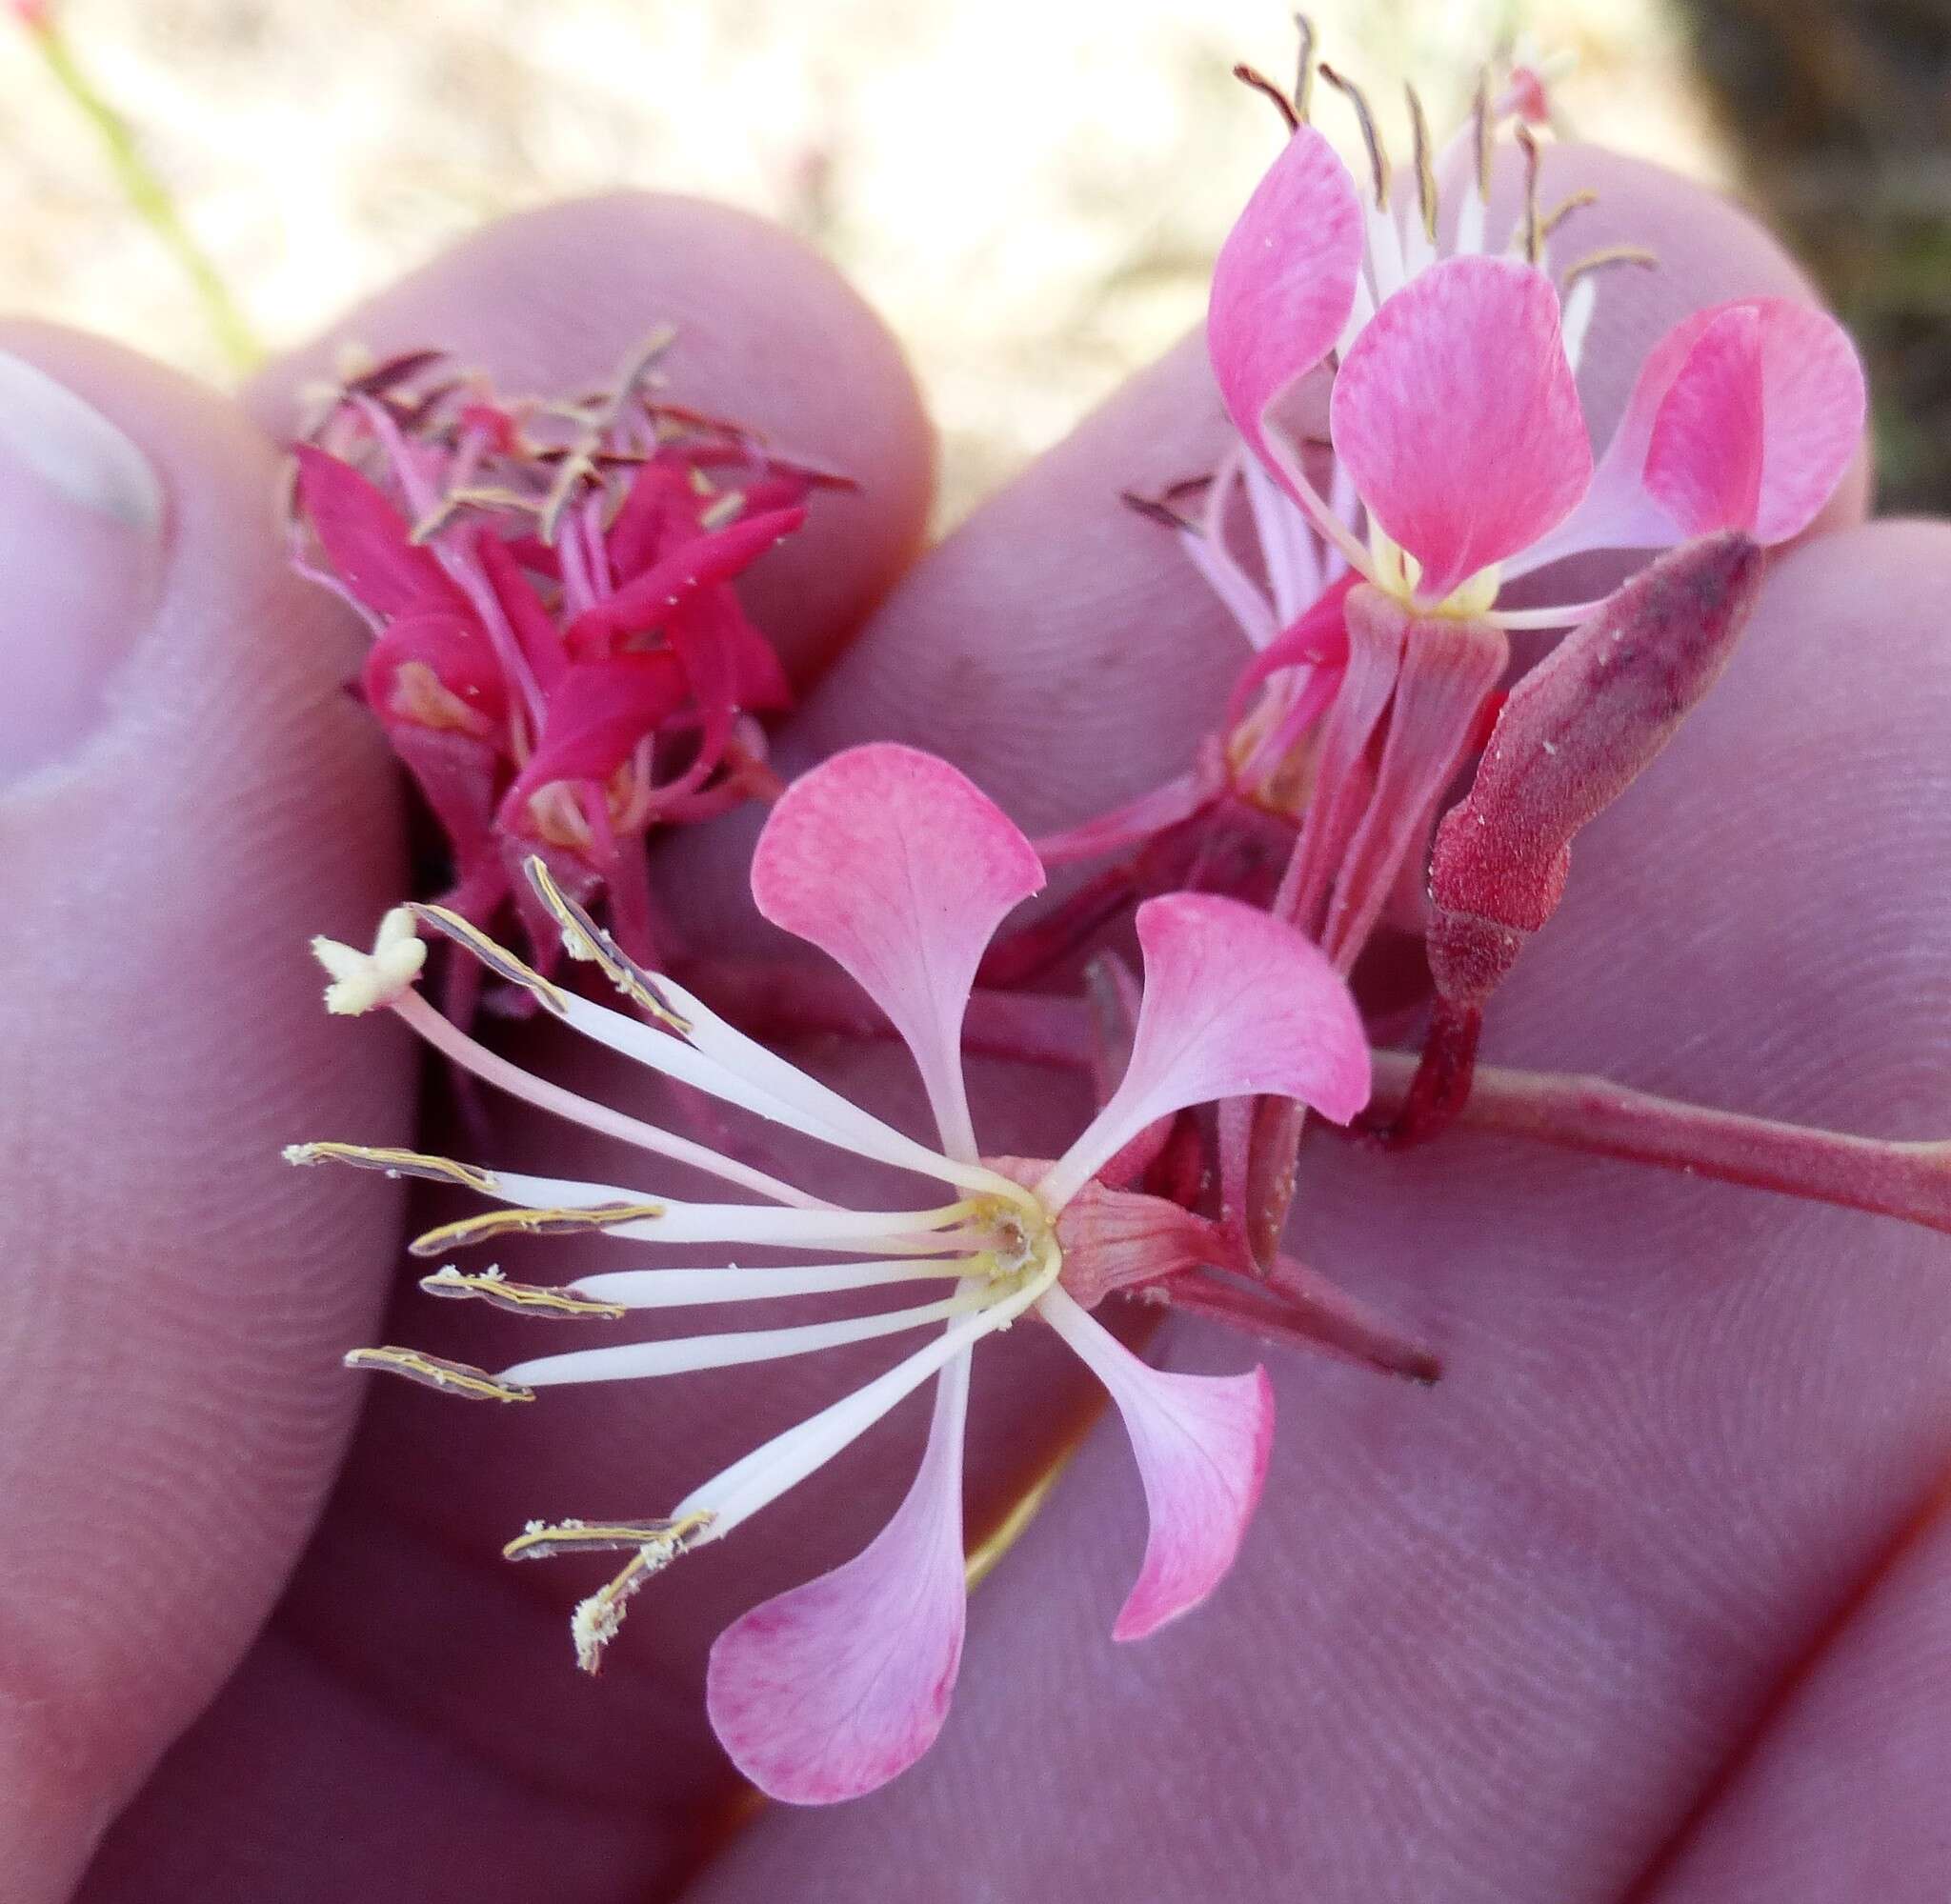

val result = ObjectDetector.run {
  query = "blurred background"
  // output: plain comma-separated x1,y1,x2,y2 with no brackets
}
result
3,0,1945,523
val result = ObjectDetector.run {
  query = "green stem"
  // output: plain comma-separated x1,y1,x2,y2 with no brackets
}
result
29,16,261,371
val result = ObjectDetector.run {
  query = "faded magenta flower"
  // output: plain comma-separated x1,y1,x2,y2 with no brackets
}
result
291,743,1370,1802
289,336,846,989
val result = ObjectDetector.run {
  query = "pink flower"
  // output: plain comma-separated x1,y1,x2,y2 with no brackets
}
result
292,743,1370,1802
1207,76,1865,630
288,339,845,980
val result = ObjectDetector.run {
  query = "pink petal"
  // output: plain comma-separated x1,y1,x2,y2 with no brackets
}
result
605,461,700,578
1519,298,1866,574
707,1356,970,1804
563,505,805,657
496,651,686,820
1652,299,1864,544
1041,1287,1273,1641
362,611,507,734
1029,765,1217,870
1641,303,1767,536
291,445,466,617
1044,892,1369,1202
1228,570,1356,721
1329,256,1592,602
1208,126,1365,454
671,589,792,718
751,744,1044,1159
474,529,567,690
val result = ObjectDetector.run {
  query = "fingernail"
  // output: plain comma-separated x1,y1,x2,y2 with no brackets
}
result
0,350,165,786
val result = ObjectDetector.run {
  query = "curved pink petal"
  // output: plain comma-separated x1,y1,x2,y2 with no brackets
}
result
292,444,466,617
1208,126,1365,454
362,611,507,735
563,505,805,658
497,651,686,820
707,1354,970,1804
1228,570,1356,722
752,744,1043,1159
605,461,700,578
1661,299,1864,545
1516,297,1866,576
1642,304,1766,536
1041,1287,1273,1641
1041,892,1369,1206
1330,256,1591,602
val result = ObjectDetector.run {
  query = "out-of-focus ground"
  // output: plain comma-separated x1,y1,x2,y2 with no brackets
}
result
0,1,1756,525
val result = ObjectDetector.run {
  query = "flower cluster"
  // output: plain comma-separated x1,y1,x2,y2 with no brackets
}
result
1038,50,1863,958
296,744,1369,1801
289,335,847,987
292,32,1886,1814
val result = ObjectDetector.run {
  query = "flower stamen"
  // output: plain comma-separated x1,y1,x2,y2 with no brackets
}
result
1318,63,1390,210
343,1345,536,1403
1406,84,1438,245
282,1140,500,1195
407,1200,670,1258
521,856,692,1032
407,902,571,1016
418,1266,629,1319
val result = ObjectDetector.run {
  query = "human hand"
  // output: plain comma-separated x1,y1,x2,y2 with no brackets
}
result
5,150,1946,1903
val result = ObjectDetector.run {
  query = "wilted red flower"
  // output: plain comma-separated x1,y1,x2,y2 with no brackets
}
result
287,334,849,1000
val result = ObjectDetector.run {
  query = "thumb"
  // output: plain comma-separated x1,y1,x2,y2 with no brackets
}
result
0,326,412,1896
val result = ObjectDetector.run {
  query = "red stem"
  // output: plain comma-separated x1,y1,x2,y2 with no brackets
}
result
1367,1050,1951,1235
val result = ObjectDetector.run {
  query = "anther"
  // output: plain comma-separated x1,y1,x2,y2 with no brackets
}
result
1318,65,1391,210
418,1266,628,1319
407,1200,670,1259
1516,124,1543,264
537,449,598,546
503,1508,714,1674
1559,244,1659,290
1405,84,1438,244
409,486,543,545
1540,189,1599,239
520,856,692,1032
607,325,680,413
283,1141,501,1196
1120,490,1197,533
502,1511,713,1563
408,902,572,1016
344,1345,535,1403
1231,63,1299,134
1472,70,1493,203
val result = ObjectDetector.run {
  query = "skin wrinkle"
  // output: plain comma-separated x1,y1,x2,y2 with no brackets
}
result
1621,1476,1951,1904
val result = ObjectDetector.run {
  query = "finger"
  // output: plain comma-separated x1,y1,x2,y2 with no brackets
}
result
248,191,935,683
0,326,412,1900
1644,1491,1951,1900
692,521,1951,1900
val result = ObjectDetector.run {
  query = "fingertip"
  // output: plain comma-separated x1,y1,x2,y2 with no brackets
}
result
250,191,936,678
